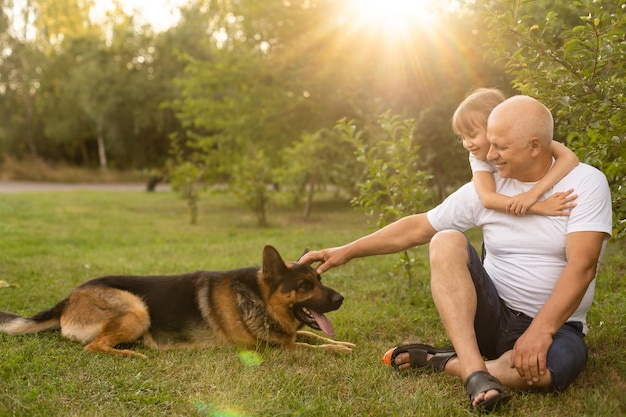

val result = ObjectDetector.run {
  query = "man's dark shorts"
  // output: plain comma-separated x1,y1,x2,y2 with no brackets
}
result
466,240,588,392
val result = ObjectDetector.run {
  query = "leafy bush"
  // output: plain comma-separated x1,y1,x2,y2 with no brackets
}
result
231,148,275,227
336,112,434,285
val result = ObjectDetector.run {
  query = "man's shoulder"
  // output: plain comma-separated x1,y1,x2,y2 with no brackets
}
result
572,161,604,174
565,162,608,184
450,181,481,199
427,181,482,231
564,162,613,235
432,180,480,208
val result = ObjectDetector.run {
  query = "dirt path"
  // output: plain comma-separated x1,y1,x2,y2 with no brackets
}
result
0,181,170,194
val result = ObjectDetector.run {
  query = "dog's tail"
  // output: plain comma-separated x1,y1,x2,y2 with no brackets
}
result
0,298,68,335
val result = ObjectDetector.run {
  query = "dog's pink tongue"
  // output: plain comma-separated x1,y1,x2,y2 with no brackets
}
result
311,310,335,337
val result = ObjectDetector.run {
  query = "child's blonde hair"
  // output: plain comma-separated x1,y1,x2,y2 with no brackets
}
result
452,88,506,136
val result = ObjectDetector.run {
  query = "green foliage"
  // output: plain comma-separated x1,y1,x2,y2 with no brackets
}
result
478,0,626,237
275,128,360,219
231,148,275,228
167,135,209,225
167,161,205,225
15,0,625,230
164,0,511,223
274,130,328,217
3,0,509,222
337,112,434,285
337,112,433,228
0,0,183,168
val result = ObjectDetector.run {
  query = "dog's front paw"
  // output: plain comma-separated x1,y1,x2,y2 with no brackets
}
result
319,342,355,353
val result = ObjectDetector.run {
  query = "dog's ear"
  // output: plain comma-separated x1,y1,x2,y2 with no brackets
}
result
297,247,309,262
262,245,287,279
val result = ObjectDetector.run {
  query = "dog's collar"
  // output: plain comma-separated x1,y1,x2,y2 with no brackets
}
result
264,316,289,336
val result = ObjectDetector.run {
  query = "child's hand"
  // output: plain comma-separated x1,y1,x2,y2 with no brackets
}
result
530,189,578,216
506,191,540,215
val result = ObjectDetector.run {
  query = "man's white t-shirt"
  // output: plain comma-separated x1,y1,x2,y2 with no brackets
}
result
427,162,612,333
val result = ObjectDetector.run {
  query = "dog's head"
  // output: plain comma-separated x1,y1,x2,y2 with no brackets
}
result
261,245,344,336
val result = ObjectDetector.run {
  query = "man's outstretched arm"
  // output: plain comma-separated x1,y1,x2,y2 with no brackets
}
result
299,213,437,274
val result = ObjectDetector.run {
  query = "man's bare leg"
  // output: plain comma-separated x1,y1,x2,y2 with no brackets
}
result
427,230,499,408
394,230,551,406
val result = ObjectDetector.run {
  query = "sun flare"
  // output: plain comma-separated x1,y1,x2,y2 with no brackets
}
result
350,0,442,36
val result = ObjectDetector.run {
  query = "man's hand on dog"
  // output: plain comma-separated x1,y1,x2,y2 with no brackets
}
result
299,246,351,274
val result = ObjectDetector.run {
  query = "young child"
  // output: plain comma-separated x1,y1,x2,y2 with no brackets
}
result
452,88,579,216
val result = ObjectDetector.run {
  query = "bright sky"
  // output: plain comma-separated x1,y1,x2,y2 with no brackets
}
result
351,0,463,39
8,0,186,39
9,0,460,39
94,0,187,32
100,0,461,34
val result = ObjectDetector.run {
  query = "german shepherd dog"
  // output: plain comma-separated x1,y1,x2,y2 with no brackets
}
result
0,246,354,357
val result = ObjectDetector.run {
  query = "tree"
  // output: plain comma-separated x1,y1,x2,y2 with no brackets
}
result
0,0,46,159
1,0,183,169
168,1,503,221
169,0,357,222
34,34,98,163
3,0,516,223
231,148,274,227
477,0,626,237
0,40,45,158
275,127,363,219
336,112,434,286
31,0,98,48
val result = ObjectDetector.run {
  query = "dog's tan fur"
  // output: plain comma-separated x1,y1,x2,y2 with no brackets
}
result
0,246,354,357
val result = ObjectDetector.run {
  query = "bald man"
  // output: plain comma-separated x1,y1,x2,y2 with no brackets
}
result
300,96,612,412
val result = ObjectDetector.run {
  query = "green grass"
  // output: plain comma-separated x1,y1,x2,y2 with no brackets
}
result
0,190,624,416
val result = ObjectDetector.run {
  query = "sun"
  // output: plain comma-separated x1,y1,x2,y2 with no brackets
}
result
349,0,442,36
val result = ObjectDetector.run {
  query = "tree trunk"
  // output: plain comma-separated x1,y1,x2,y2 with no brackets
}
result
79,139,90,164
256,193,267,227
303,180,315,220
19,53,37,159
96,115,108,171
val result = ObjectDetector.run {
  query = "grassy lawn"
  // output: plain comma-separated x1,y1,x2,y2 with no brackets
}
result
0,190,624,416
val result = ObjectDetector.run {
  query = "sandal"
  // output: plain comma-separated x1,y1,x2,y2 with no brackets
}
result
465,370,511,413
382,343,456,372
